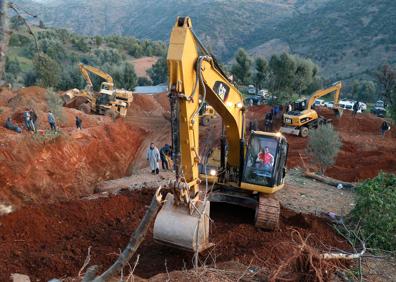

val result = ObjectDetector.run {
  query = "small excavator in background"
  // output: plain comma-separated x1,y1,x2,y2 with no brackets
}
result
153,17,289,253
280,82,343,137
62,64,133,117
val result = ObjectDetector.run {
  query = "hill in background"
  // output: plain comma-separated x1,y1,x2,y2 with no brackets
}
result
12,0,396,82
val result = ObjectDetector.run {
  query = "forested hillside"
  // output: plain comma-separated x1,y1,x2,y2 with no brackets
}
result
5,19,166,90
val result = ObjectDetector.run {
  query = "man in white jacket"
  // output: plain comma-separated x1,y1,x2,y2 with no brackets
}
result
147,142,160,174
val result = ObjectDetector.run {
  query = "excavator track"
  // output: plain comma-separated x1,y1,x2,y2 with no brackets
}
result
255,194,280,230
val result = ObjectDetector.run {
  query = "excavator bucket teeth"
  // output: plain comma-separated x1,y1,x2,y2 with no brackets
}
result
153,193,212,253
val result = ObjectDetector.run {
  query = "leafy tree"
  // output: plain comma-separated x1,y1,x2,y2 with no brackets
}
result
138,76,152,86
376,64,396,120
231,48,252,85
95,36,103,46
74,38,90,53
348,173,396,251
120,63,137,90
24,70,37,86
254,57,269,90
359,80,376,102
306,124,341,175
147,57,167,85
5,56,21,79
33,53,61,88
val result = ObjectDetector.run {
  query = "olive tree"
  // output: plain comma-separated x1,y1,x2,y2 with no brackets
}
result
306,124,341,175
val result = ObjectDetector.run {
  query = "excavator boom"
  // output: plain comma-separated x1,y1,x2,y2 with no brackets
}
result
79,63,114,90
306,81,342,110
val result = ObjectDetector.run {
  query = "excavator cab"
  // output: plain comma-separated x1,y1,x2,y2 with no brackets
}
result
241,131,288,191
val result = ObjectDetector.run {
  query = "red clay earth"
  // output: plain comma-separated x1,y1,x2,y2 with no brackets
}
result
0,189,351,281
0,87,146,207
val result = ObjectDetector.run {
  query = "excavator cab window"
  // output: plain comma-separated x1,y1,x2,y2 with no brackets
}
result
242,132,285,187
293,99,307,112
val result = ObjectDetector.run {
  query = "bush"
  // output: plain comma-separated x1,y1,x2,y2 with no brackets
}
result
348,173,396,251
306,124,341,174
33,54,61,88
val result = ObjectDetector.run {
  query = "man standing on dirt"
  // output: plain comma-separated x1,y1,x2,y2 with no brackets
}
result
159,144,170,170
352,101,359,117
147,142,160,174
380,120,391,138
75,116,82,130
47,111,57,131
30,108,38,132
23,109,32,131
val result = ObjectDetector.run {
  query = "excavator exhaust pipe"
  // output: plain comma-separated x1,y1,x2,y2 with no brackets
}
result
153,193,212,253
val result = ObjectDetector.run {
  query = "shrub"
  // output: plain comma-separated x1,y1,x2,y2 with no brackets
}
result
33,54,61,88
306,124,341,174
348,173,396,251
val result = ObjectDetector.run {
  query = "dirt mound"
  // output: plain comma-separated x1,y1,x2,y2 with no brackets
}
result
0,190,350,281
131,94,169,116
0,120,145,208
0,86,147,207
131,56,158,78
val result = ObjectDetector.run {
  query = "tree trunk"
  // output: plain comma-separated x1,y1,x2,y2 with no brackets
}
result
0,0,9,81
85,190,164,282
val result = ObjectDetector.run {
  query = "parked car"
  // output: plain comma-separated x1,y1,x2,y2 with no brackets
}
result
245,95,265,106
314,99,325,106
247,85,256,95
371,100,387,117
339,100,354,110
324,101,334,108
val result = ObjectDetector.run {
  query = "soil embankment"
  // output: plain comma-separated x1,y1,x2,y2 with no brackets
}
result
0,189,350,281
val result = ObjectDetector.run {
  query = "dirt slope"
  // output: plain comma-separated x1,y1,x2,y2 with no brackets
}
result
0,189,350,281
0,87,145,208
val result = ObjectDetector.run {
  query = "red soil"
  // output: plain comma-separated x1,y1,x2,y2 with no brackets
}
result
0,87,146,208
0,189,350,281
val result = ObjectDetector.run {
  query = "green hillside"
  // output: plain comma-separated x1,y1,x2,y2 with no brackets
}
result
5,22,166,89
12,0,396,82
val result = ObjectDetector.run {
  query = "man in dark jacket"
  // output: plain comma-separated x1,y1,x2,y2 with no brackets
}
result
75,116,82,129
352,101,359,117
159,144,171,170
30,109,38,131
381,120,391,137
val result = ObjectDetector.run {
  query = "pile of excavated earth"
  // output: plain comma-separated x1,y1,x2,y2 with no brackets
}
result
0,86,395,280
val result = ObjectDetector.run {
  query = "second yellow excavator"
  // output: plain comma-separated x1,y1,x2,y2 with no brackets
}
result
63,64,133,117
280,82,343,137
153,17,289,253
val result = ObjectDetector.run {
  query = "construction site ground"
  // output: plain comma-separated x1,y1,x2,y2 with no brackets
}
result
0,86,395,281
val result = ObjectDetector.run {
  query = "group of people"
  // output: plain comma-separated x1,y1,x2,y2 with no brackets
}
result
4,110,83,134
146,143,173,174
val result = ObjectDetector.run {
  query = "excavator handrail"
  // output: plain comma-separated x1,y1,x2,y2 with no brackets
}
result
306,81,342,110
79,63,114,90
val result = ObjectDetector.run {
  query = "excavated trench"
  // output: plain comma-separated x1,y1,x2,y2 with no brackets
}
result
0,189,351,281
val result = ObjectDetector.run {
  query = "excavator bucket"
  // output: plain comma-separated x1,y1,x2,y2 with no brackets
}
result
153,193,211,252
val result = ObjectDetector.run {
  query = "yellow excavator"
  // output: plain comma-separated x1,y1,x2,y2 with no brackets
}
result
280,82,343,137
63,64,133,117
153,17,289,253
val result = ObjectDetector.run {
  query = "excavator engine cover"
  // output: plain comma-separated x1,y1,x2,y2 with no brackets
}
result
153,193,211,252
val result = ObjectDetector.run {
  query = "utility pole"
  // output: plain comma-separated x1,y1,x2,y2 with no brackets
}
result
0,0,9,82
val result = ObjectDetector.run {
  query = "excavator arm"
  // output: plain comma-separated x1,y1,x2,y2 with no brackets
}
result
166,17,244,194
306,81,342,109
79,63,114,90
154,17,245,252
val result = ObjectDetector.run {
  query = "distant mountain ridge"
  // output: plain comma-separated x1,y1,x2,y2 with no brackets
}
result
14,0,396,80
